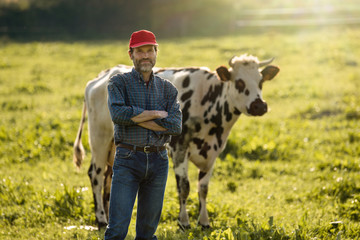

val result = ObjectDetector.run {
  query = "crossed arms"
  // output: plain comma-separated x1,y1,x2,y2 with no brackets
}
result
107,78,182,135
131,110,168,131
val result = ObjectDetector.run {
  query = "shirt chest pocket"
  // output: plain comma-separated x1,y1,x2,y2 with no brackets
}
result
154,101,167,111
150,84,167,110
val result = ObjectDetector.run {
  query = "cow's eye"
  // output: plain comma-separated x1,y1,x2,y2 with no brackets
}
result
235,79,245,93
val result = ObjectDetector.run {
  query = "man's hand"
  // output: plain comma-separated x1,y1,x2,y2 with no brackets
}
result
156,110,168,119
131,110,168,123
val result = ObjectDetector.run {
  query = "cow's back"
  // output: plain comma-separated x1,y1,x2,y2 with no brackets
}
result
156,67,220,120
86,65,132,145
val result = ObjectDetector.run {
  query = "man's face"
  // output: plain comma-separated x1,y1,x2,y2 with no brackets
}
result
129,45,157,73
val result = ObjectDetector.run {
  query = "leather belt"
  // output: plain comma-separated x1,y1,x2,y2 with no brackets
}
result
117,143,166,154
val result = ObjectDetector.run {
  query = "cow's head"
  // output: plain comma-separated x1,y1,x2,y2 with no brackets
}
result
216,54,279,116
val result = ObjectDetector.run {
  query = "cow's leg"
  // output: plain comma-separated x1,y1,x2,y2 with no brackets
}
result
88,140,113,228
103,142,115,221
173,155,191,230
197,166,214,229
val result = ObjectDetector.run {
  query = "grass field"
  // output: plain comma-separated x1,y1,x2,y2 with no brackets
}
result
1,25,360,239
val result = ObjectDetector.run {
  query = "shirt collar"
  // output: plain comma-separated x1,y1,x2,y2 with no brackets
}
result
131,68,155,83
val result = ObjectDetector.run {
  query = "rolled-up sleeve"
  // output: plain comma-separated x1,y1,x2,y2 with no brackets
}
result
107,75,144,126
153,82,182,136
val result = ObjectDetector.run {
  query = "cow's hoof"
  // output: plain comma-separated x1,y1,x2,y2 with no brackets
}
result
177,219,191,231
199,223,211,230
97,222,108,230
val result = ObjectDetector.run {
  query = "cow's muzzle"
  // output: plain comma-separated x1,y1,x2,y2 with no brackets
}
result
247,98,267,116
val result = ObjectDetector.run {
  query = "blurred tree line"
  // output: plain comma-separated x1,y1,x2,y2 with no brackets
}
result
0,0,240,40
1,0,357,40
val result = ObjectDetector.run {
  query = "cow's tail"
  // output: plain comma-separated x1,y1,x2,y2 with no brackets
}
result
73,100,87,169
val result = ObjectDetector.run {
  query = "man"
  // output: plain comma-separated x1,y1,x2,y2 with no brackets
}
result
105,30,182,240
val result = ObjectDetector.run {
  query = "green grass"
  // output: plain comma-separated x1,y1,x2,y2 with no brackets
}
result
1,25,360,239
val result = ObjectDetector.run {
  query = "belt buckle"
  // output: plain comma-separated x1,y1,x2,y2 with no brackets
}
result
144,146,151,154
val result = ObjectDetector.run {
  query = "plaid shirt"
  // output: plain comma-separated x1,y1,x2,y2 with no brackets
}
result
107,68,182,147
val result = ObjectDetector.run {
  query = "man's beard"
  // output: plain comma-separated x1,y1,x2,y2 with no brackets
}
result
134,58,156,73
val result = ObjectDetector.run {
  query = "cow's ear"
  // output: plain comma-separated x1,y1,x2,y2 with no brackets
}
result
216,66,231,81
261,65,280,81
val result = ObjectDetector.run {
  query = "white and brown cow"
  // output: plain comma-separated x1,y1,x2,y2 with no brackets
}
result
73,54,279,229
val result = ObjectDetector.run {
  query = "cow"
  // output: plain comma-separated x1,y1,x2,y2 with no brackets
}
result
73,54,280,229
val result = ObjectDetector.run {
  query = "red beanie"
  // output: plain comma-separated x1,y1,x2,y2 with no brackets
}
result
129,30,158,48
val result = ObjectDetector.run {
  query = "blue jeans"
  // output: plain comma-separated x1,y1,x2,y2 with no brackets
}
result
104,146,169,240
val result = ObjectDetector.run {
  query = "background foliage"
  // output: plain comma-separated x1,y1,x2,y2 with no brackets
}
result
1,0,360,239
0,0,359,39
